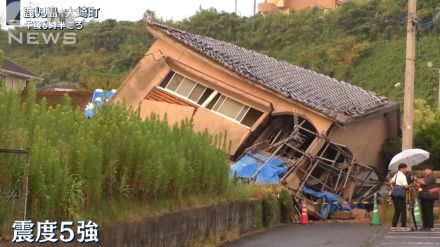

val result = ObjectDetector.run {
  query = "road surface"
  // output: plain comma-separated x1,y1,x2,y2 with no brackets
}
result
223,223,440,247
374,224,440,246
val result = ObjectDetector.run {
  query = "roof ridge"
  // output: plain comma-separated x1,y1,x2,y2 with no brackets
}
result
147,22,394,120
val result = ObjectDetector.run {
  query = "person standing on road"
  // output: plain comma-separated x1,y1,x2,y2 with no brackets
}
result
390,163,409,232
415,166,438,231
406,170,419,230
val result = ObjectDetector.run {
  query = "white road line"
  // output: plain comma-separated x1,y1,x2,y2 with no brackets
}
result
386,236,440,239
381,242,440,245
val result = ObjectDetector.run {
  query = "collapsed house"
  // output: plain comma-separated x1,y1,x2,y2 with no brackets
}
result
112,22,400,213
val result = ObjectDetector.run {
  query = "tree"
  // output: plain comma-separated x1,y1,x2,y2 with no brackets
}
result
142,10,158,22
414,100,440,169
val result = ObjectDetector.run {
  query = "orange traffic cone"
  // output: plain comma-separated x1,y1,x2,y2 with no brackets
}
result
300,200,309,225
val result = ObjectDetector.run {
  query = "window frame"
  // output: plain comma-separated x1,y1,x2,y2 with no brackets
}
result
162,73,209,106
158,71,263,128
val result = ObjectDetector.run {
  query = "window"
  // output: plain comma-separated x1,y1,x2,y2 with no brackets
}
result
175,78,196,97
197,88,214,105
160,72,208,104
207,94,263,127
217,97,246,120
241,108,263,127
159,71,263,128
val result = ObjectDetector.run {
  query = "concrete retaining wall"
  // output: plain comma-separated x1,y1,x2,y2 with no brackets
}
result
2,198,288,247
100,200,261,247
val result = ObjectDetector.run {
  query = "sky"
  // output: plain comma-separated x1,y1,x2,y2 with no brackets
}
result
1,0,260,24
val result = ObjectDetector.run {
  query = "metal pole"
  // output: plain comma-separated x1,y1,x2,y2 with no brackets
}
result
235,0,238,14
254,0,257,15
402,0,417,150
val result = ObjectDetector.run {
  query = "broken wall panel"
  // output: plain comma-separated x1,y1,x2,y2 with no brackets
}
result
239,113,383,207
327,113,398,173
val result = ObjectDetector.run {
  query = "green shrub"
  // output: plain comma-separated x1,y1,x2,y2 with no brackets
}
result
261,193,278,227
278,189,294,223
0,89,230,229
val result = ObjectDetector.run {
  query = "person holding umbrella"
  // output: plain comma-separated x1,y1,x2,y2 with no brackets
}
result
390,163,410,231
415,166,438,231
389,149,431,232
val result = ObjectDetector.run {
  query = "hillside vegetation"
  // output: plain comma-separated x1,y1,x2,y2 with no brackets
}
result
1,0,439,105
2,0,440,167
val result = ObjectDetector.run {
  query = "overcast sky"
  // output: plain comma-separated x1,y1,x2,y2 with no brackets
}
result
1,0,259,23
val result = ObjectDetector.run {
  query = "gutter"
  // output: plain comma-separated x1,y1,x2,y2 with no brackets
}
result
1,69,44,81
343,102,400,125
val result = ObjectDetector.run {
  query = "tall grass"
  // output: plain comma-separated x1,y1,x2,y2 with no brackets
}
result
0,88,230,231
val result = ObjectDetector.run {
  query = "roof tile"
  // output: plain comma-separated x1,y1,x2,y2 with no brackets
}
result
149,22,395,120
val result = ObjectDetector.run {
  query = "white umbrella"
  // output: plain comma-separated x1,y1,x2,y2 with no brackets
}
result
388,149,430,170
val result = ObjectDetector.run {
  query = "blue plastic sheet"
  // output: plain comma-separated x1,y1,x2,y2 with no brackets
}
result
230,152,287,184
84,89,116,118
302,186,351,218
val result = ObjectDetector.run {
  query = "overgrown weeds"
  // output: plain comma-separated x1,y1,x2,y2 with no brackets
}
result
0,88,232,234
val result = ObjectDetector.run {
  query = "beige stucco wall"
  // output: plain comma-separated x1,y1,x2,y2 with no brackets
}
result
112,28,335,155
286,0,337,10
327,112,398,172
113,26,397,166
258,3,279,13
112,51,170,111
259,0,337,13
192,108,251,154
142,33,334,135
140,99,195,125
113,28,398,170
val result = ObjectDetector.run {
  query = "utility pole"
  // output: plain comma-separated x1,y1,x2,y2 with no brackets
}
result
402,0,417,150
254,0,257,15
235,0,238,15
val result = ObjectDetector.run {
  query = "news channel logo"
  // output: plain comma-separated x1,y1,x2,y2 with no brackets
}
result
6,0,21,26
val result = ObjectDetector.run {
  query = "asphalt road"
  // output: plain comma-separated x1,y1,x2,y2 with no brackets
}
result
222,223,384,247
373,224,440,246
223,223,440,247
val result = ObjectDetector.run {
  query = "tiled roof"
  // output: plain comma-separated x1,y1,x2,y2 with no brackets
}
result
148,22,396,121
2,58,41,79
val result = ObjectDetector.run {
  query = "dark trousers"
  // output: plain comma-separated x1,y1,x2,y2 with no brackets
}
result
421,199,434,229
392,196,407,227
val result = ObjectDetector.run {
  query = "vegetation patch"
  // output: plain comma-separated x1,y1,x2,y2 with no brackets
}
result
0,87,234,236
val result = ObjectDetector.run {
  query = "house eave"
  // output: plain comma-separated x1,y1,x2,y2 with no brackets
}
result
1,69,44,81
146,23,396,126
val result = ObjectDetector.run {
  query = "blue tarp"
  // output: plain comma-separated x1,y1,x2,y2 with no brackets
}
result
229,152,287,184
84,89,116,118
302,186,351,218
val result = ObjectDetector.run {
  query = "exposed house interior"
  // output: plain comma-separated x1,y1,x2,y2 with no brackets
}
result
112,22,400,218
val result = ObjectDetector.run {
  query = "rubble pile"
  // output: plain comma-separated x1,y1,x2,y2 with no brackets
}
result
231,113,384,220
